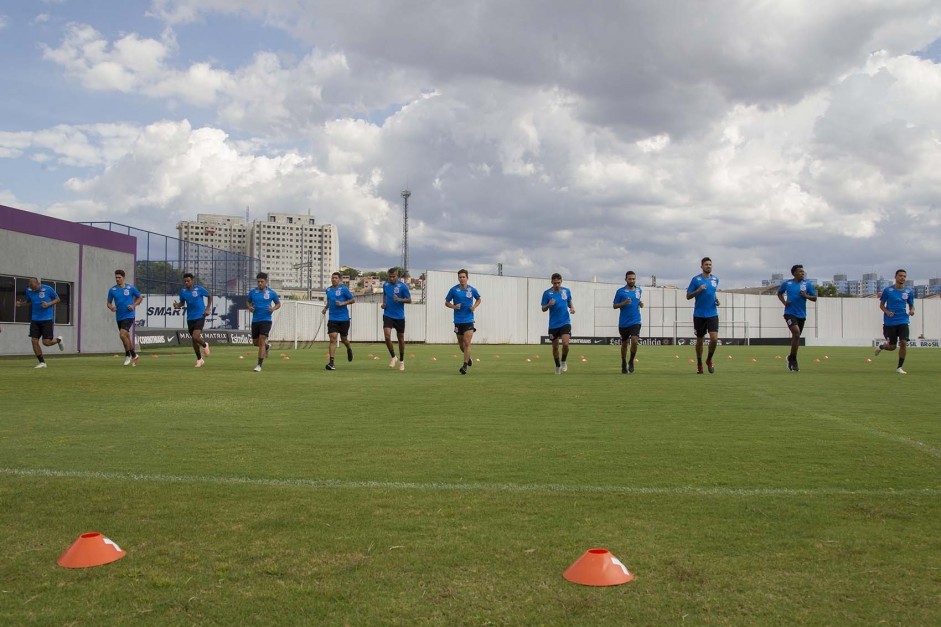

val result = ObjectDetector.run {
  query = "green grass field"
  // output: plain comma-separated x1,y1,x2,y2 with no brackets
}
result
1,342,940,625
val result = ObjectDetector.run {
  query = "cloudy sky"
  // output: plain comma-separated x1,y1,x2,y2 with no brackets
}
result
2,1,941,287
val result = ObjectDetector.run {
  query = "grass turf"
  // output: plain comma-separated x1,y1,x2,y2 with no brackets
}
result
1,342,939,624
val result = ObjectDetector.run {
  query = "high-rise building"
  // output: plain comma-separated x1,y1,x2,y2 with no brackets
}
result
177,212,339,289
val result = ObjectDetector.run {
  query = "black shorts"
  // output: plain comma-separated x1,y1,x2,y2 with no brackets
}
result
29,320,54,340
454,322,476,336
187,318,206,334
251,321,273,339
693,316,719,338
328,320,351,337
619,325,642,340
784,316,805,333
383,316,405,334
548,324,572,340
116,318,134,332
883,324,910,345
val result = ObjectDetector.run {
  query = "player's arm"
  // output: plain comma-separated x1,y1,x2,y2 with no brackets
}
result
541,294,552,312
568,291,575,314
445,290,459,310
396,288,412,304
879,297,890,316
43,295,61,309
107,292,117,312
471,297,481,312
173,291,184,309
686,283,703,300
205,294,213,317
247,294,255,312
776,287,787,307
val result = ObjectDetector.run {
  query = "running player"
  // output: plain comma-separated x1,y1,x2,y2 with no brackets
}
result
107,269,142,366
777,264,817,372
874,269,915,374
15,277,63,368
613,270,643,374
541,273,575,374
687,257,720,374
445,269,481,375
381,267,411,371
322,271,355,371
247,272,281,372
173,273,213,368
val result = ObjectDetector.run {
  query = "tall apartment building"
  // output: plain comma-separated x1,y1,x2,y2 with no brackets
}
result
177,212,339,290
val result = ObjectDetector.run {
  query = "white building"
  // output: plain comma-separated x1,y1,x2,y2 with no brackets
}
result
177,212,339,289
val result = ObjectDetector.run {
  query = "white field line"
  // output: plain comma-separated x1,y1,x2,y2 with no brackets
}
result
1,467,938,497
816,413,941,459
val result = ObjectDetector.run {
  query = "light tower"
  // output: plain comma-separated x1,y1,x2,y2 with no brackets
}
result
400,189,411,276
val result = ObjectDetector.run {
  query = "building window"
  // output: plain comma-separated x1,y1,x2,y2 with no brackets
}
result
0,275,73,325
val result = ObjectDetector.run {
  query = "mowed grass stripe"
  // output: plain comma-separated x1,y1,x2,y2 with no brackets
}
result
4,466,940,497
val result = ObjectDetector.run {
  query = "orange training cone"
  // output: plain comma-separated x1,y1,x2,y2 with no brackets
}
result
57,532,126,568
563,548,634,586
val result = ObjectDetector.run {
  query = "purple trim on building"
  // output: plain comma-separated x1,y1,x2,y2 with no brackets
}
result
0,205,136,254
78,244,83,353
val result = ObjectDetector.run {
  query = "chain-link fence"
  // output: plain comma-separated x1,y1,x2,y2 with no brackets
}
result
83,222,260,330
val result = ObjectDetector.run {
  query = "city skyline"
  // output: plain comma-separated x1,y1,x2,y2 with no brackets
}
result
1,2,941,287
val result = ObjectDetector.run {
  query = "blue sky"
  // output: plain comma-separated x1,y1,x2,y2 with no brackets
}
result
2,1,941,287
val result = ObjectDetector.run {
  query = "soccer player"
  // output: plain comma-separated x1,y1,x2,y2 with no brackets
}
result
541,273,575,374
874,269,915,374
173,273,213,368
777,264,817,372
613,270,644,374
107,269,142,366
15,277,63,368
687,257,720,374
445,269,481,375
247,272,281,372
321,271,355,371
381,267,411,371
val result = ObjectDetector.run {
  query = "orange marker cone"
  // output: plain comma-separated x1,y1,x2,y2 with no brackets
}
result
57,532,126,569
563,548,634,586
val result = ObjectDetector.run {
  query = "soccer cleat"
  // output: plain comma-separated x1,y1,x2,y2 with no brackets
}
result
896,367,907,374
697,364,704,374
123,356,132,366
706,360,715,374
622,364,628,374
132,355,139,366
389,356,398,368
874,346,882,356
56,336,64,351
459,365,467,375
555,366,562,374
465,359,473,368
253,364,262,372
195,359,204,368
202,343,211,357
34,362,47,369
399,361,405,371
791,358,799,372
325,363,336,371
265,343,271,358
628,362,635,374
347,346,353,362
561,361,568,373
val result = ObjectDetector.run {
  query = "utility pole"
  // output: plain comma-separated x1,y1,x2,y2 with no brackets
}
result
401,189,411,277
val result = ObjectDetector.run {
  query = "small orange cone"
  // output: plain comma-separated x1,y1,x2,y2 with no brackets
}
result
58,532,126,568
563,548,634,586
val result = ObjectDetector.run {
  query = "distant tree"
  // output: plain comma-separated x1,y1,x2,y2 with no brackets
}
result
338,267,360,279
816,284,840,297
135,261,185,294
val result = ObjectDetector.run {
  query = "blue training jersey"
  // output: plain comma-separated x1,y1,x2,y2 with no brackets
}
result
541,287,573,328
777,279,816,319
687,274,719,318
880,285,914,326
445,284,480,324
614,286,643,327
25,284,58,322
248,287,280,323
325,285,353,322
108,284,141,321
382,280,410,320
178,285,211,320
